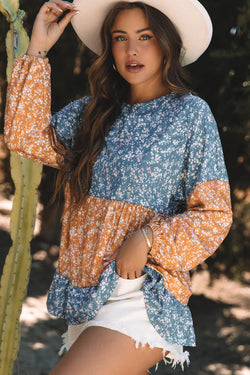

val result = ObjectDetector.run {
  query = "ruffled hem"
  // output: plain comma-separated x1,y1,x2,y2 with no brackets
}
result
47,262,196,346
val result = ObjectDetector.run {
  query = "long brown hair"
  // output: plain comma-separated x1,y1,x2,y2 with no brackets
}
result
54,1,191,206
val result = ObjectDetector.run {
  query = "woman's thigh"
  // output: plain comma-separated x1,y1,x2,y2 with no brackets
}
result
49,326,165,375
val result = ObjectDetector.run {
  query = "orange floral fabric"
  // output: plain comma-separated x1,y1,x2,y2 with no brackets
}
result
4,55,233,306
4,55,61,168
58,180,232,305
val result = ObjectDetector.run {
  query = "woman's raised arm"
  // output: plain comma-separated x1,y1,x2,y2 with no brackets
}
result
4,2,82,168
27,0,78,58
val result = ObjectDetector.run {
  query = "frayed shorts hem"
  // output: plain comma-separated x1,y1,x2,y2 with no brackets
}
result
59,323,190,370
59,275,190,370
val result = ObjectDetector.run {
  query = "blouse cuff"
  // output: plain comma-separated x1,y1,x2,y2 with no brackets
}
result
147,215,171,259
18,52,49,65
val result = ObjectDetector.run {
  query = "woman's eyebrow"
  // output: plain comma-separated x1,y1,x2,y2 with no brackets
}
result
111,27,152,34
111,30,127,34
136,27,151,33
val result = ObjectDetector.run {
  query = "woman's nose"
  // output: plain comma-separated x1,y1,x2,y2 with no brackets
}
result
126,40,138,56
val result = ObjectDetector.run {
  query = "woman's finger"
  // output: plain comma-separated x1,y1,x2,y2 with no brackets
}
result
45,3,63,15
119,270,129,279
103,249,118,261
57,8,79,32
41,1,75,20
42,2,62,14
45,0,76,12
128,272,137,279
135,270,142,278
55,0,76,7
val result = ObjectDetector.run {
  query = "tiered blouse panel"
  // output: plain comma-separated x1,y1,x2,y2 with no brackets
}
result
4,54,233,346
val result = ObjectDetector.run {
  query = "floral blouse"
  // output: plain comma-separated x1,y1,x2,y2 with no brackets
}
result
4,54,232,347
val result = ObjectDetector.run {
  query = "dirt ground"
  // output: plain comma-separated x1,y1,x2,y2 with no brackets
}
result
0,194,250,375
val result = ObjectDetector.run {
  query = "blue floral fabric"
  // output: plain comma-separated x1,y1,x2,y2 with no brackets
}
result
51,92,228,214
47,262,196,346
50,96,91,150
47,91,229,347
90,93,228,213
5,55,231,351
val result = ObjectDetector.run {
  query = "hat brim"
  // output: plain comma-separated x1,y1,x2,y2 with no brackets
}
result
71,0,212,66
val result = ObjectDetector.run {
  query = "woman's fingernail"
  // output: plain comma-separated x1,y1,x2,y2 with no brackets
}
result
65,1,76,5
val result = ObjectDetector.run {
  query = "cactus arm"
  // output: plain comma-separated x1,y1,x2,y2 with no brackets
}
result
0,1,43,374
0,0,19,22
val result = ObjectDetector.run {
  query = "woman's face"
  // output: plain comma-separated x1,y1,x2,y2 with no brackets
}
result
111,8,166,100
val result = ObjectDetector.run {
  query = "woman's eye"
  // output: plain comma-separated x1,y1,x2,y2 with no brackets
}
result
115,36,127,41
140,35,153,41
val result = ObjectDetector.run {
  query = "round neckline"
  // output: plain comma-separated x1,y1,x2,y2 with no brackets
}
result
122,92,179,110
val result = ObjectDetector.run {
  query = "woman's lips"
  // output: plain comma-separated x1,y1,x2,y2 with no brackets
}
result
125,62,144,73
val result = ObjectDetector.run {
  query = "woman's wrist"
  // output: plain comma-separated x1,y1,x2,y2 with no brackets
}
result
26,44,49,58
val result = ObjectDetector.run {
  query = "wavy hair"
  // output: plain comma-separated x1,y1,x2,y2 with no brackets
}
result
54,1,191,207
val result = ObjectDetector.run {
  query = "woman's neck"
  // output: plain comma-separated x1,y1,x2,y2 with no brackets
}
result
128,84,171,104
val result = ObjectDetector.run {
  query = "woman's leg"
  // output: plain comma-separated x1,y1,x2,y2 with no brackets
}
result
49,326,165,375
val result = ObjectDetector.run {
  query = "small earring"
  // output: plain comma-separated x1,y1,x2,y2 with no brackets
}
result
112,63,117,71
163,58,166,65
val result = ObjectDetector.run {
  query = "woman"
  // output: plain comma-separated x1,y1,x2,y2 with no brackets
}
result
4,0,232,374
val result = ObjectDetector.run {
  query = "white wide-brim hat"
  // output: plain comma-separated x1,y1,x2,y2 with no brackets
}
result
71,0,213,66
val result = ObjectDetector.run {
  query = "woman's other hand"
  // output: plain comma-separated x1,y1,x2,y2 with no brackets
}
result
103,227,153,279
26,1,79,58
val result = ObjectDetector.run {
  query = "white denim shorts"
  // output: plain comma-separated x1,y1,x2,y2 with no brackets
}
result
59,274,190,369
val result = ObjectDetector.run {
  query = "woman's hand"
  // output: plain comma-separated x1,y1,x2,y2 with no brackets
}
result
103,227,153,279
26,1,79,58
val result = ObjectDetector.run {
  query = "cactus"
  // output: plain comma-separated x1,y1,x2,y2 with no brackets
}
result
0,1,43,374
